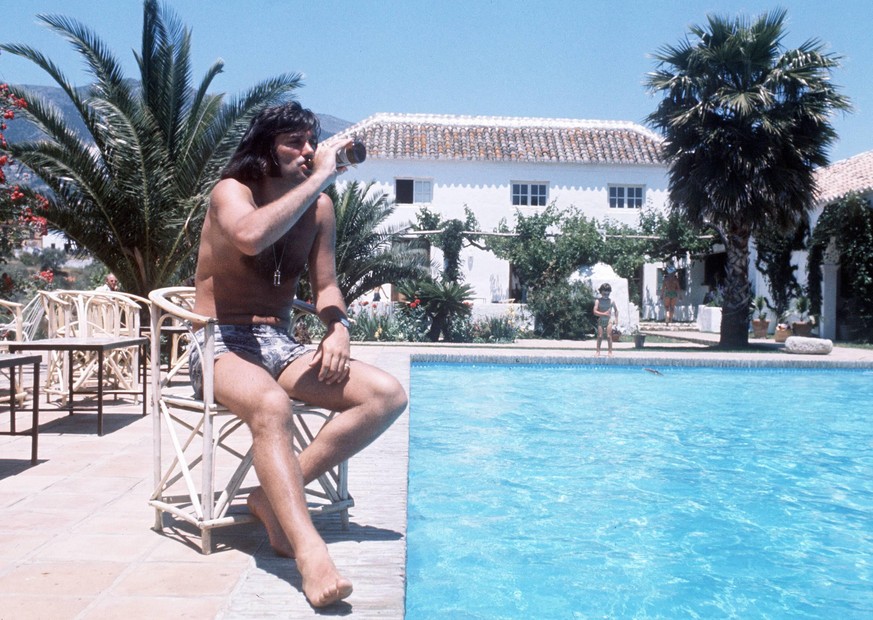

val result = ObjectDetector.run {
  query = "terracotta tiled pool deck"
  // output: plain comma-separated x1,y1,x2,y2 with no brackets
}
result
2,335,872,618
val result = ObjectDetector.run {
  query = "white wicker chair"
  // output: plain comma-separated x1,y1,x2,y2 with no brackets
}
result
1,299,30,406
0,295,45,344
38,290,145,404
148,286,353,554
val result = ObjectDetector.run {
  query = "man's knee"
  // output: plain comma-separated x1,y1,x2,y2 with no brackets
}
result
371,373,407,420
245,389,295,436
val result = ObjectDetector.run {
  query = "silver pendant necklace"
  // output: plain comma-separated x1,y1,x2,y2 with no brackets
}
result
272,236,288,287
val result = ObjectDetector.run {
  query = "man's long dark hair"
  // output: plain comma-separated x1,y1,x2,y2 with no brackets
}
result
221,101,321,182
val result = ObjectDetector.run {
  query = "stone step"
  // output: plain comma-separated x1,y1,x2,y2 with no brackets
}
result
638,321,699,332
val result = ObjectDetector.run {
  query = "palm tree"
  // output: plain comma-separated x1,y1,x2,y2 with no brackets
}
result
414,279,474,342
645,9,850,348
320,180,428,305
0,0,302,297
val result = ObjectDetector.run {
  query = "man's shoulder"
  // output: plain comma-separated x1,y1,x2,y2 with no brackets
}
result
310,192,335,220
212,176,253,195
209,177,258,212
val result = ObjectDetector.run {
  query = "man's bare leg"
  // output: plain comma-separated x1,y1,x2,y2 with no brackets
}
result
247,487,294,557
284,356,408,477
246,354,407,559
215,354,353,607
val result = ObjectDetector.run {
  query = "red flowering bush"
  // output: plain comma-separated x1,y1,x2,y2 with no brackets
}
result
0,82,28,183
1,80,51,269
36,269,54,285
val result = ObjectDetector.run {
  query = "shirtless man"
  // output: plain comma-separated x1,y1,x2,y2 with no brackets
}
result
190,102,407,607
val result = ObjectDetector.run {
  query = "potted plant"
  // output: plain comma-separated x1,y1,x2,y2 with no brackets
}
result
610,326,622,343
792,295,814,337
632,327,646,349
751,295,770,338
774,317,792,343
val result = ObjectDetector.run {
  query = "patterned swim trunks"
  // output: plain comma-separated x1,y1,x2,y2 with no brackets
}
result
188,324,309,397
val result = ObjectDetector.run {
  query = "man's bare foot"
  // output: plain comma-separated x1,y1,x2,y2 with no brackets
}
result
247,487,295,558
296,545,354,607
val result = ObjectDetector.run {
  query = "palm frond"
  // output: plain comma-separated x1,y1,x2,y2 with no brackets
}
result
36,13,135,112
2,0,303,296
0,46,104,141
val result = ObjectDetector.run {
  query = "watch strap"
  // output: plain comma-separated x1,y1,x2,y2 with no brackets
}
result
330,316,351,330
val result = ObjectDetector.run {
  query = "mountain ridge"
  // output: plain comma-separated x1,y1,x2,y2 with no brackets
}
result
3,83,354,144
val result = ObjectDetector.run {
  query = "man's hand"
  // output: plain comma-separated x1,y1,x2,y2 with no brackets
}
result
312,138,355,176
309,321,351,384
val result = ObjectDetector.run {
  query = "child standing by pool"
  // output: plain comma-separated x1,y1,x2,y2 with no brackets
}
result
593,283,618,356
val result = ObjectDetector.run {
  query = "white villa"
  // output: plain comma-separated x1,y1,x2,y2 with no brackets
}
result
334,113,871,338
334,113,682,325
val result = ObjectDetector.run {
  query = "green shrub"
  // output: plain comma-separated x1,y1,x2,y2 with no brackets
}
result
395,279,474,342
526,280,596,340
299,294,523,344
470,315,520,343
349,310,405,342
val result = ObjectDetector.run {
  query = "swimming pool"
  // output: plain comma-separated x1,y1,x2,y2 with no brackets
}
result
407,363,873,618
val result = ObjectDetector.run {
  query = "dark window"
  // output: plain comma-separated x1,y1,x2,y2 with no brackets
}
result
395,179,432,204
395,179,414,204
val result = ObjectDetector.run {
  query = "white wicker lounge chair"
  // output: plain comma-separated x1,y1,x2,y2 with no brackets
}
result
148,286,353,554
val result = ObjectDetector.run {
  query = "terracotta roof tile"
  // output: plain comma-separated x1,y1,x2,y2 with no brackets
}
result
333,113,665,165
814,150,873,205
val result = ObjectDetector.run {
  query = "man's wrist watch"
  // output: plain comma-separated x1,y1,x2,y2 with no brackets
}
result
330,316,351,330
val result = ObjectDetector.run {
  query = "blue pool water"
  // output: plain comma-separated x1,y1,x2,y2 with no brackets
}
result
406,363,873,619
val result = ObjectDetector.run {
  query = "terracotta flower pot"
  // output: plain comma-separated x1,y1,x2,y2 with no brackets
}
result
751,319,769,339
774,325,791,343
792,321,814,337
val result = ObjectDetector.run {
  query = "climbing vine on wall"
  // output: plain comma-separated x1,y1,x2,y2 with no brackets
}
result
415,205,482,283
808,194,873,342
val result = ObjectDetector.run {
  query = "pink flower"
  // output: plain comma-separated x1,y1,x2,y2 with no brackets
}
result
36,270,54,284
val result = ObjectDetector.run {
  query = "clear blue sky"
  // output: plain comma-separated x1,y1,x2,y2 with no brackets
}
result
1,0,869,162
